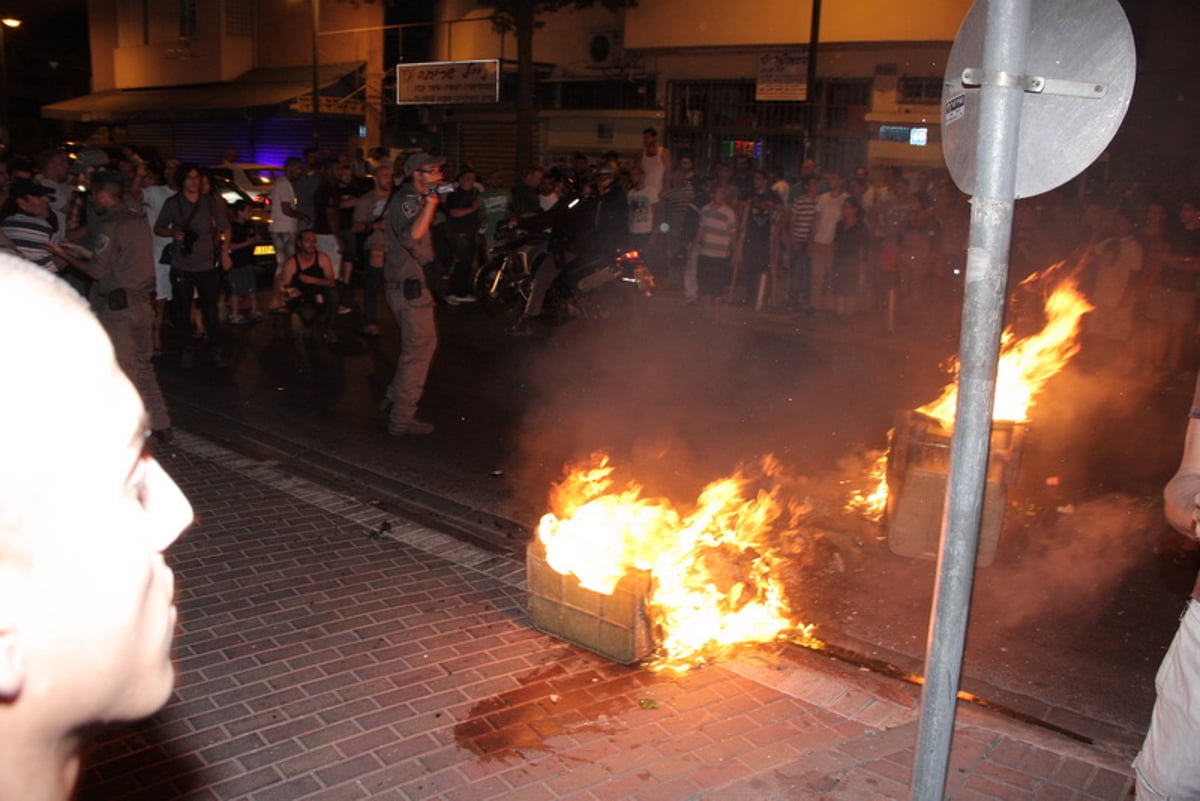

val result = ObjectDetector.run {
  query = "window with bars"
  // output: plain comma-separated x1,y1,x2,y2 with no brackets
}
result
668,78,870,133
898,76,944,105
179,0,197,38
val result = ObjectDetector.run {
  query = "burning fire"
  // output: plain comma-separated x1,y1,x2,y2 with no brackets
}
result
538,453,813,672
846,263,1093,520
915,264,1094,427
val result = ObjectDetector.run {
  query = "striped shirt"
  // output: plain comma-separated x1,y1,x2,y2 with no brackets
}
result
1,212,56,270
788,193,818,244
698,203,738,259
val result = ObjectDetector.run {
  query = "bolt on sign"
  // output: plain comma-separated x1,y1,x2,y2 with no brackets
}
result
395,59,500,105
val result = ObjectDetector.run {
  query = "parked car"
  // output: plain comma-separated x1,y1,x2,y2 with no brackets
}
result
208,163,284,206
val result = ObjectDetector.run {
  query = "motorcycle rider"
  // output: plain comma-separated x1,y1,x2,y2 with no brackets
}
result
505,166,587,335
506,164,628,336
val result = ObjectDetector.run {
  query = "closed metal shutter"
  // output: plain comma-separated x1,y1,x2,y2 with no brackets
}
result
253,116,360,166
124,120,252,165
450,119,534,187
127,117,358,168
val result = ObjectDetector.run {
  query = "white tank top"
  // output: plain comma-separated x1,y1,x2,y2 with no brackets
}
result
641,147,668,195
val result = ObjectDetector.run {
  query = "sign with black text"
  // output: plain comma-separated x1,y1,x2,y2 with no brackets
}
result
755,52,808,102
396,60,500,105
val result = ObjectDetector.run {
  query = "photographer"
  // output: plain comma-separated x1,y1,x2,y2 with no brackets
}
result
153,163,231,368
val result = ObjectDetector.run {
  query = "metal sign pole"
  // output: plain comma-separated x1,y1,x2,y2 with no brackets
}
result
909,0,1032,798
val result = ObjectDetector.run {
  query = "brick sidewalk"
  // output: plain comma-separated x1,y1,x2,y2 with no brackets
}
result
78,432,1137,801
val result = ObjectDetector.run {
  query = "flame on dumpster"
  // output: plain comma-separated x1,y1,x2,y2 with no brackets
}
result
915,264,1094,427
845,263,1093,521
537,452,814,673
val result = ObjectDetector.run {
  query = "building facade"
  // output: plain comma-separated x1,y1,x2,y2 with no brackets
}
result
43,0,385,165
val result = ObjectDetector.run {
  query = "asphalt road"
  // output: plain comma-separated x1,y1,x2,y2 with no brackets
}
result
157,285,1199,753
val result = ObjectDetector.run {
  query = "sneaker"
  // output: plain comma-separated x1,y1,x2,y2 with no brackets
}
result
447,294,477,305
388,420,435,436
337,305,353,315
228,314,247,324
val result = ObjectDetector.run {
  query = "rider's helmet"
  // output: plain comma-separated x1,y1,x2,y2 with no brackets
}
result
548,166,578,196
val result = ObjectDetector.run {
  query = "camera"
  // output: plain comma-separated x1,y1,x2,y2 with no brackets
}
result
178,229,199,256
429,182,457,196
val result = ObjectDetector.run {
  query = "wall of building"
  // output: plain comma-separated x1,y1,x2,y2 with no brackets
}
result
255,1,383,72
624,0,971,49
88,1,384,90
433,0,627,78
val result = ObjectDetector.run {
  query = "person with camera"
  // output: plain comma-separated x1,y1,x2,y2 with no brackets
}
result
352,161,395,336
65,171,172,441
381,153,444,436
153,163,231,368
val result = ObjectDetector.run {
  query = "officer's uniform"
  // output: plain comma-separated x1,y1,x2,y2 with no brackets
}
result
86,204,171,431
383,181,438,430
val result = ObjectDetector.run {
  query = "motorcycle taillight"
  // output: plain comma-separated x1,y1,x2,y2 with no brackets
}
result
622,250,641,261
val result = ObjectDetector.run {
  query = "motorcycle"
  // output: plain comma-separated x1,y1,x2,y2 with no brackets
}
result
474,225,654,323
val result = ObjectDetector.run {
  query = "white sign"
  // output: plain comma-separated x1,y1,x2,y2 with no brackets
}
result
756,52,808,102
396,60,500,105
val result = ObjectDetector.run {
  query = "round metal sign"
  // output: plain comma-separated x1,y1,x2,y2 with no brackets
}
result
941,0,1136,199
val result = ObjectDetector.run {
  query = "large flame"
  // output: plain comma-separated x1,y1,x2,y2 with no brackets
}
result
538,453,813,673
845,264,1093,520
916,263,1093,427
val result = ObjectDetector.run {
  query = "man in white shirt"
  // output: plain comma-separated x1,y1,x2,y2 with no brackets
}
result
268,157,306,310
638,127,670,198
809,172,850,312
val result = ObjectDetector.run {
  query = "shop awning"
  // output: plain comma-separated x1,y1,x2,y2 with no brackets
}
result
42,62,364,123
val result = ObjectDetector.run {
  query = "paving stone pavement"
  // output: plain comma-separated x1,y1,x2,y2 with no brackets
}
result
77,431,1139,801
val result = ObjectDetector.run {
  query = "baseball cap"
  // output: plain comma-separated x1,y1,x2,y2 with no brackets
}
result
8,178,54,200
404,152,446,175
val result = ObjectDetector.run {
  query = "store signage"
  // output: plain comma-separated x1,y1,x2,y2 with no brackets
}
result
756,52,808,102
396,60,500,105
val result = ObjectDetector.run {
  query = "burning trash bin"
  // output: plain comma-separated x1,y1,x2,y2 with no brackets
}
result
885,410,1027,566
527,540,656,665
525,453,809,671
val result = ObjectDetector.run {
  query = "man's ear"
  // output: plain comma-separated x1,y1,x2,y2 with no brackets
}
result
0,580,27,700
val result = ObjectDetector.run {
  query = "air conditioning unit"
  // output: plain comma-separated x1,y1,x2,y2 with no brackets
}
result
588,30,624,67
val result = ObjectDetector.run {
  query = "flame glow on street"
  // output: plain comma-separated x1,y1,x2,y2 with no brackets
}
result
537,453,814,673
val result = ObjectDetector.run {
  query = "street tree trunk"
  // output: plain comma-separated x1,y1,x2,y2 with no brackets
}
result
514,0,536,180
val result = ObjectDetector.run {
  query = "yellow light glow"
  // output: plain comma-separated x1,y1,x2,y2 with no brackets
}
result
1,18,21,29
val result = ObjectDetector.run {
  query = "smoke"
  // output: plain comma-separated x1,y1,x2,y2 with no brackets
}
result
973,493,1162,630
499,300,925,526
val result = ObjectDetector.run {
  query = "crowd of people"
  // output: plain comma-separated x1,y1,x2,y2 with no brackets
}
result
2,135,1200,438
3,133,1200,799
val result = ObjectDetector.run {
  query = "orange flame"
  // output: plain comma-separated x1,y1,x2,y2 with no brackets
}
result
845,450,889,522
537,453,813,673
845,263,1092,518
917,263,1093,427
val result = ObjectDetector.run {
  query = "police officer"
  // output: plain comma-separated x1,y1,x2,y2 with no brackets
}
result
80,170,172,441
382,153,443,435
